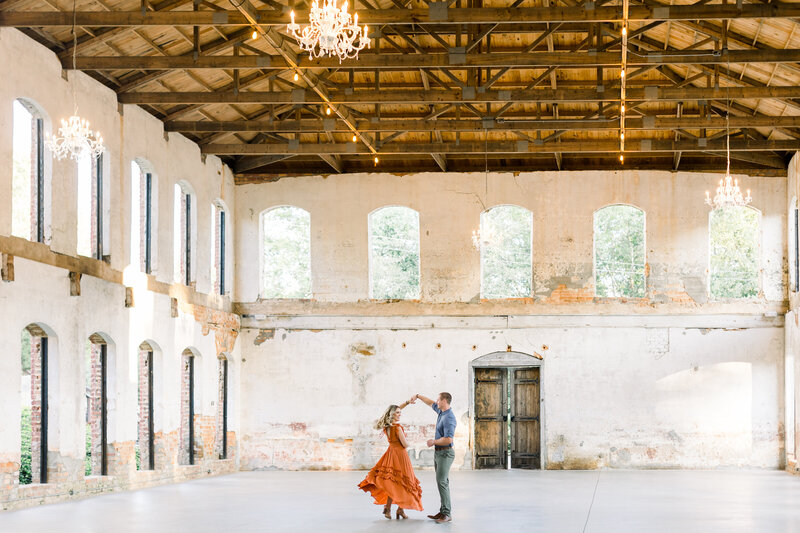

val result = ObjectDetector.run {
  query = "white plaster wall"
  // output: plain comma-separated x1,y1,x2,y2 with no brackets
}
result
235,170,786,304
0,28,240,475
239,322,783,470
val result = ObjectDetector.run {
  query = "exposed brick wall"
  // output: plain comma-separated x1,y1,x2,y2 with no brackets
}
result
214,358,226,459
179,353,193,465
137,348,152,470
27,115,38,242
86,342,104,476
29,336,42,483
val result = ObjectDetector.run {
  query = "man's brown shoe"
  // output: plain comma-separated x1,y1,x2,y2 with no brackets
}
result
427,512,444,520
435,515,452,523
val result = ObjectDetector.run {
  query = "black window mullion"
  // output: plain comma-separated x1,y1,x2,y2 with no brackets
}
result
95,154,104,261
36,118,44,243
185,194,191,286
222,358,228,460
145,173,152,274
188,356,195,465
40,337,48,484
100,344,108,476
147,351,155,471
219,210,226,295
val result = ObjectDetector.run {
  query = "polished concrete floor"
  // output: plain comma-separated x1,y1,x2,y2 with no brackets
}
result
3,470,800,532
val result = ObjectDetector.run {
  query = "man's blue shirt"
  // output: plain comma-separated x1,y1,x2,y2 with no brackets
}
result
432,403,457,447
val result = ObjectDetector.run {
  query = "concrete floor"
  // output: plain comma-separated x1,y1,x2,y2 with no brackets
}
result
2,470,800,532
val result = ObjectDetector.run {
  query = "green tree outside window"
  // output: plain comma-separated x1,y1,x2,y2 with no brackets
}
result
481,205,533,299
594,205,646,298
369,206,420,300
261,207,312,299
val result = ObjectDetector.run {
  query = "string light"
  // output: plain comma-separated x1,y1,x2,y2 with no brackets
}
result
252,29,258,39
326,107,332,115
374,156,379,164
620,154,624,163
294,72,300,81
619,0,628,167
352,134,357,142
620,69,625,78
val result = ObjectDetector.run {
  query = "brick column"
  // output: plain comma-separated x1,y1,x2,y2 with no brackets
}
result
29,336,42,483
137,348,151,470
214,357,226,459
87,343,103,476
179,353,192,465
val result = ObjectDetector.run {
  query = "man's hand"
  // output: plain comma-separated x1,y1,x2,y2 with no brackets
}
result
426,439,435,447
409,395,417,404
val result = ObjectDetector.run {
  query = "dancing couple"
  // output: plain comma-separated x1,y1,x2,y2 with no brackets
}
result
358,392,457,524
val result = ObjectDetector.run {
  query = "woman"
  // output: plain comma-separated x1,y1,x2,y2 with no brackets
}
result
358,398,423,519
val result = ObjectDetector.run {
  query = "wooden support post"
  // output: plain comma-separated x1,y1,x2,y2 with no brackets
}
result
69,271,82,296
1,253,13,282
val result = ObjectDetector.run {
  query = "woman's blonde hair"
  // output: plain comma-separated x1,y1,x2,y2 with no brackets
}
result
375,405,399,431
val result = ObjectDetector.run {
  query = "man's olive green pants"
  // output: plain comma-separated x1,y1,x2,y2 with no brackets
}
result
434,448,455,516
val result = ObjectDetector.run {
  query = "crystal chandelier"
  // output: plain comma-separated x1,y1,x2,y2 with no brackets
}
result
45,0,104,162
704,95,752,210
288,0,370,63
46,115,104,161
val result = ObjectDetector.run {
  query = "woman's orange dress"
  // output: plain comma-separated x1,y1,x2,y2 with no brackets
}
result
358,424,423,511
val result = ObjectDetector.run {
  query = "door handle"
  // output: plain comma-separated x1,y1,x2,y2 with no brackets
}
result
502,415,508,421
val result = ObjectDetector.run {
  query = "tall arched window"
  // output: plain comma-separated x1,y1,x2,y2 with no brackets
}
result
180,348,201,466
709,206,760,299
85,333,115,477
174,182,197,286
261,206,311,298
212,200,228,296
480,205,533,299
12,98,50,243
131,160,157,274
137,340,160,471
369,206,420,299
77,151,110,260
19,323,55,485
593,204,646,298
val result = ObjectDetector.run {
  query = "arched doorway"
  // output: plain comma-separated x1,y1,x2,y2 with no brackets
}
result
470,351,543,470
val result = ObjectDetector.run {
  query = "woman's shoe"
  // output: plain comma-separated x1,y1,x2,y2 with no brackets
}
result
396,509,408,520
383,505,392,519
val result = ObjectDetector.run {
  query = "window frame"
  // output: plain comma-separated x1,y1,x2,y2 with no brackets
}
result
367,205,422,300
592,203,647,299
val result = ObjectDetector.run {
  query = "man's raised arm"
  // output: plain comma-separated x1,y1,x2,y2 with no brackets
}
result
414,394,434,407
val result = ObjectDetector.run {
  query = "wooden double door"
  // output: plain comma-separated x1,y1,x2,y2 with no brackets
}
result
474,367,541,469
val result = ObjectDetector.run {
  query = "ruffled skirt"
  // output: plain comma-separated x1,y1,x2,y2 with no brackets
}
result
358,446,423,511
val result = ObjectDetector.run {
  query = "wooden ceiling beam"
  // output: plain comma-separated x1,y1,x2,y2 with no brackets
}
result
166,115,800,133
201,138,800,155
7,3,800,27
119,85,800,105
66,48,800,70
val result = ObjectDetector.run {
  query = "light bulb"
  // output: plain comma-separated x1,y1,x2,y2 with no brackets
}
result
619,154,624,163
252,29,258,39
374,156,379,164
352,134,357,142
620,69,625,78
621,104,625,114
620,132,624,140
622,26,627,36
294,72,299,81
326,107,331,115
290,10,295,21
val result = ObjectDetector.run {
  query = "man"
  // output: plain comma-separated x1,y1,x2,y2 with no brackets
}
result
413,392,456,524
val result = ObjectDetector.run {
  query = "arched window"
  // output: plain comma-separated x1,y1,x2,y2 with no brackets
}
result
19,323,56,485
12,98,50,243
593,204,646,298
174,182,197,286
260,206,311,298
791,197,798,293
480,205,533,299
85,333,115,477
180,348,201,465
369,206,420,299
77,151,110,260
137,340,160,471
212,200,228,296
215,354,230,460
709,206,760,299
131,160,157,274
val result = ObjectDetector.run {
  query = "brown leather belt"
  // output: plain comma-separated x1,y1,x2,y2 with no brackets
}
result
435,446,453,451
